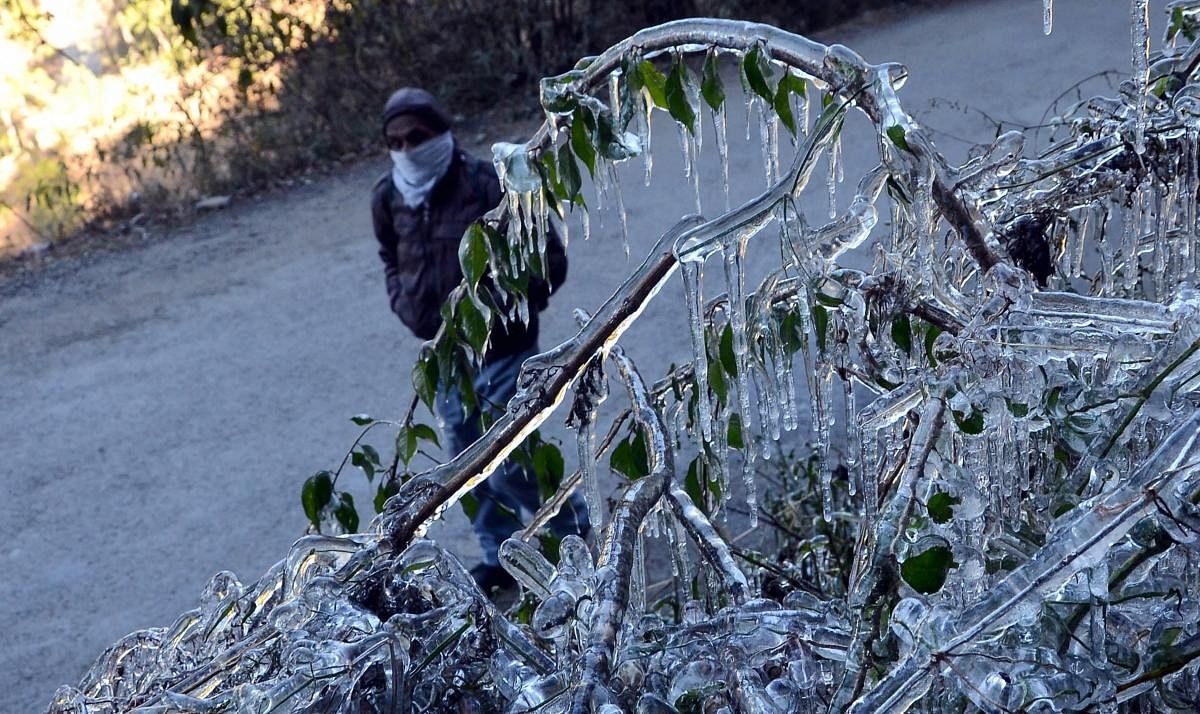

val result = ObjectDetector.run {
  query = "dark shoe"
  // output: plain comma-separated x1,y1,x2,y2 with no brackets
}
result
470,563,517,593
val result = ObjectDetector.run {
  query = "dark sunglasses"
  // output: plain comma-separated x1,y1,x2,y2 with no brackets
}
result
385,128,435,152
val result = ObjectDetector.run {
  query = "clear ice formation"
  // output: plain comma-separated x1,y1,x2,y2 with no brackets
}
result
53,9,1200,714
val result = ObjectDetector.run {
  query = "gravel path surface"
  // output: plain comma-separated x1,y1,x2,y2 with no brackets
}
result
0,1,1163,709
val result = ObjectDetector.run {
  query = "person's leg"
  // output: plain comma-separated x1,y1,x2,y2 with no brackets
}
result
433,381,513,567
465,346,542,562
476,344,592,542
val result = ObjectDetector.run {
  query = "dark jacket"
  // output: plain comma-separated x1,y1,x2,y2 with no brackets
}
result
372,146,567,359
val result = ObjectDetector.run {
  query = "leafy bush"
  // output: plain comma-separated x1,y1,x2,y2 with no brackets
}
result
49,4,1200,714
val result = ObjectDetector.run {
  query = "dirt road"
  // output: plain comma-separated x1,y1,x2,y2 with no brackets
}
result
0,1,1162,709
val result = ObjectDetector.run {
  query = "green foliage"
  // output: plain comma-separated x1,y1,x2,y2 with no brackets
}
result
900,545,958,594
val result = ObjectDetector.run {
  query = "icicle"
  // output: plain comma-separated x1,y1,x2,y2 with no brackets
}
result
630,531,646,614
844,377,859,497
1043,0,1053,35
781,355,798,432
816,364,835,522
1131,0,1150,154
761,106,775,186
799,83,810,136
677,118,693,181
608,72,621,123
1073,205,1093,279
582,205,592,243
714,105,731,212
642,97,654,187
681,260,714,442
745,90,756,142
612,162,630,258
578,420,601,528
669,515,692,595
827,136,841,219
721,233,759,525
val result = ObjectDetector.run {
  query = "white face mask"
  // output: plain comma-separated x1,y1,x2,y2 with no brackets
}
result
390,130,455,207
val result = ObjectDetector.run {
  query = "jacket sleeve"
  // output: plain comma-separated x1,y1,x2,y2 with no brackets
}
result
372,179,441,339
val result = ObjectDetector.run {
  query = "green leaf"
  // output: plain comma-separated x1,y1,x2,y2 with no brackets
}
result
396,425,417,466
461,492,480,521
374,479,399,513
684,457,706,513
886,124,910,152
707,354,728,405
727,412,745,449
638,60,669,109
772,73,806,135
610,428,650,480
351,449,376,482
665,59,697,133
459,224,489,292
953,407,985,435
811,304,829,352
719,323,738,377
532,442,565,500
742,45,774,102
1006,399,1030,418
411,422,440,448
701,50,725,111
301,470,333,531
779,310,804,355
456,296,491,358
333,492,359,533
557,140,582,200
570,109,597,176
774,81,796,135
927,491,960,524
412,350,438,408
1169,7,1185,41
350,414,376,426
900,545,958,594
924,324,944,367
891,313,912,354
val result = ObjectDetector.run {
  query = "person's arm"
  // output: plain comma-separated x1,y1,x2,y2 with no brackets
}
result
372,180,441,339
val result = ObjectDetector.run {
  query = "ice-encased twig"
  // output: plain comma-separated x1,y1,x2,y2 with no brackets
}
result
570,346,674,713
831,397,946,711
850,410,1200,712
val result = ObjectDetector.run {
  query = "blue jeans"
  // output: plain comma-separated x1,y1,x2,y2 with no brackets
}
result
435,344,590,566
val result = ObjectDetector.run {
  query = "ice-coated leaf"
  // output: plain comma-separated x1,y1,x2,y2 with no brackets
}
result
926,491,959,524
886,124,910,152
666,59,697,133
610,427,649,480
459,224,489,292
412,349,438,408
727,412,745,449
301,470,333,531
456,295,491,358
638,59,669,109
531,441,564,499
891,313,912,355
742,44,774,102
374,479,398,514
333,492,358,533
350,414,375,426
953,407,985,435
900,545,957,594
351,449,376,482
701,49,725,111
719,322,738,377
570,109,597,176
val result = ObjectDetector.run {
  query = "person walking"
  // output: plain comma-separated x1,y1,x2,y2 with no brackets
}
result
371,88,590,592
